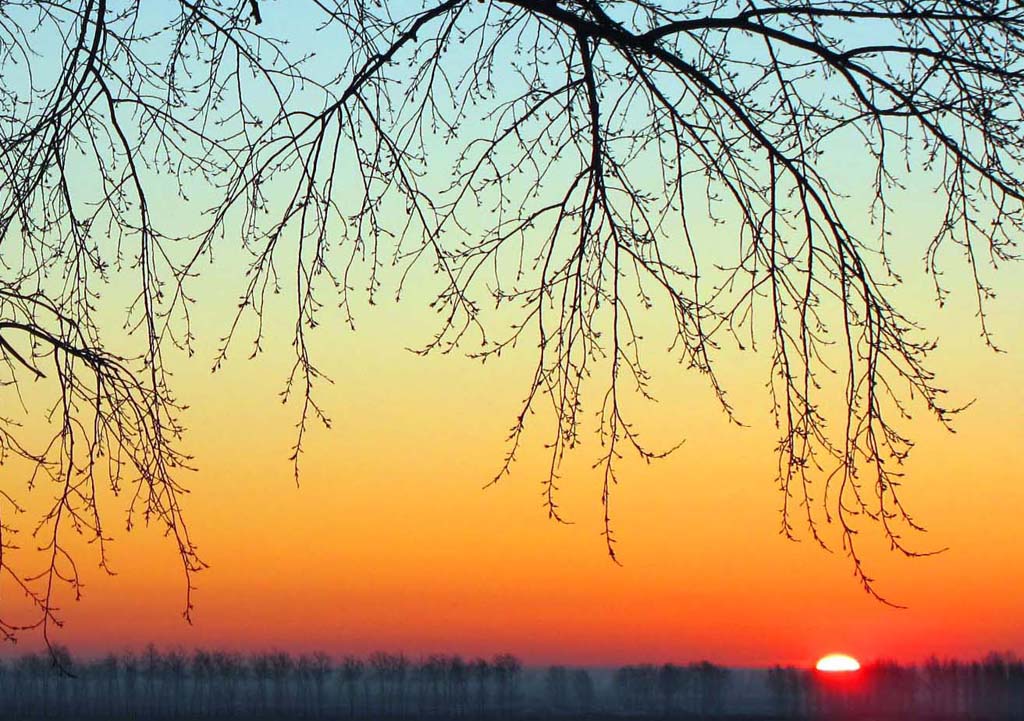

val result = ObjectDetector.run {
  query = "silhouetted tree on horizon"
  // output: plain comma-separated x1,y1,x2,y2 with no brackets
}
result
571,668,595,715
337,655,364,718
544,665,571,712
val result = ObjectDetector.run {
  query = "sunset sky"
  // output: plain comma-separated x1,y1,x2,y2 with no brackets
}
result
5,228,1020,668
1,1,1022,670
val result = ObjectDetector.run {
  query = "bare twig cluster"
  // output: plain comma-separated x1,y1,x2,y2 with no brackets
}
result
1,0,1021,637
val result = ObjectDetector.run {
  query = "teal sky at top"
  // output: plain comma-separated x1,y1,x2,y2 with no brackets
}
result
6,0,1020,393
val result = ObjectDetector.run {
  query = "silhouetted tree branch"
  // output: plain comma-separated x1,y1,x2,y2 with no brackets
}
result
1,0,1022,638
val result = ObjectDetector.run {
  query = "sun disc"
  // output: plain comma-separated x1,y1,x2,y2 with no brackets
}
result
816,653,861,672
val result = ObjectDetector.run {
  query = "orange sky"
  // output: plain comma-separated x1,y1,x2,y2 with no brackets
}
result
3,271,1021,668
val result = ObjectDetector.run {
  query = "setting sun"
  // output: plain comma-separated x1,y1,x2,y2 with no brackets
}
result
816,654,862,672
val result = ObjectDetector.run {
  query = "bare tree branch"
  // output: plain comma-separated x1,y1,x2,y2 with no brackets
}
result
1,0,1021,638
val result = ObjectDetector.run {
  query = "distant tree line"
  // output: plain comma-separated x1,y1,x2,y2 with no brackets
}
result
609,662,730,716
2,646,1022,719
0,647,734,720
769,653,1024,720
0,646,527,720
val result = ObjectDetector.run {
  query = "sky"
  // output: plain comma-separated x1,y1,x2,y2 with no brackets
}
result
6,253,1021,667
1,1,1022,669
